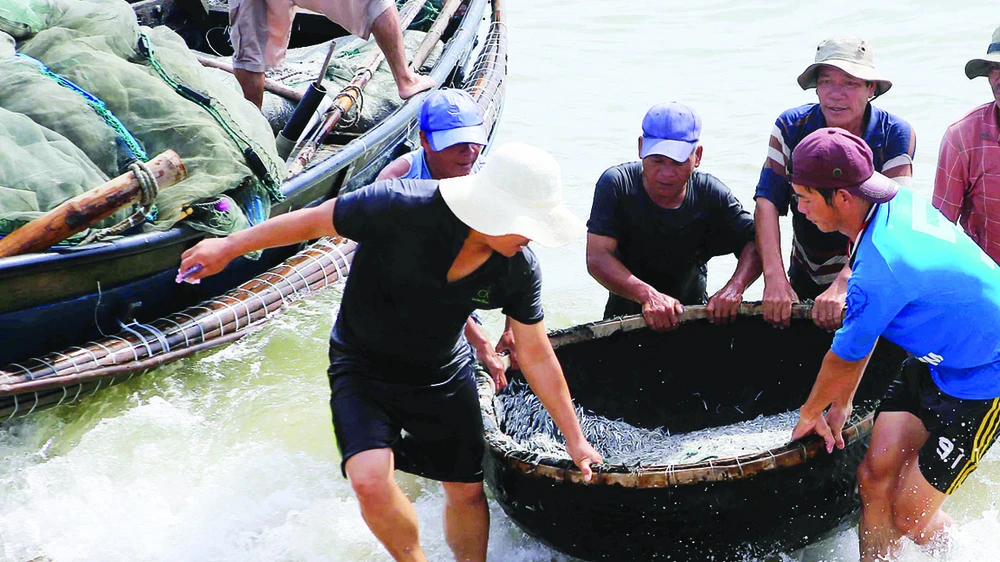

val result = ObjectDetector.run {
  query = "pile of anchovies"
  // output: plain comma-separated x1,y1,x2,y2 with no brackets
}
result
496,380,802,466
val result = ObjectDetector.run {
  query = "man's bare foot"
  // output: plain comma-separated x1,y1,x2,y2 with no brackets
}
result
397,73,436,99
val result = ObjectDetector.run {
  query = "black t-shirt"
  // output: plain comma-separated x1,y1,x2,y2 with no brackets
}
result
331,179,544,383
587,162,755,317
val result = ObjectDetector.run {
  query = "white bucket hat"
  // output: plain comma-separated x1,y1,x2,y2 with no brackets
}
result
965,26,1000,79
797,37,892,97
437,142,585,248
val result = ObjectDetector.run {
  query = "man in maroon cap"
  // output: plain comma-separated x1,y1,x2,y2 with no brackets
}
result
789,128,1000,561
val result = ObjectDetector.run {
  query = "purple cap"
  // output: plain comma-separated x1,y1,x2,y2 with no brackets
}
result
791,128,899,203
419,89,487,152
639,102,702,162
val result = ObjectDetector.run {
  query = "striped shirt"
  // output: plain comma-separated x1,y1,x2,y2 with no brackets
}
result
755,103,915,298
933,101,1000,264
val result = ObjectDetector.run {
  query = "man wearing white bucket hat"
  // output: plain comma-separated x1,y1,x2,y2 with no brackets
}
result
933,25,1000,264
754,37,915,331
376,89,513,390
179,142,602,562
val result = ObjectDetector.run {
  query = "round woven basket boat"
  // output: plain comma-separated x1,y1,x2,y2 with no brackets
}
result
479,303,907,561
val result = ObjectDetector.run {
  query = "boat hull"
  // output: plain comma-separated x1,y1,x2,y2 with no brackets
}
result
0,0,500,366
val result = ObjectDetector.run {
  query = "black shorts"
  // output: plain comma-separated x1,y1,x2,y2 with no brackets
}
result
327,361,485,483
877,357,1000,495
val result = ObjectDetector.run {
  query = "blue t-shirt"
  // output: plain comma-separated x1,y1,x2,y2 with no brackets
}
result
755,103,915,298
331,179,544,383
833,186,1000,399
587,163,755,316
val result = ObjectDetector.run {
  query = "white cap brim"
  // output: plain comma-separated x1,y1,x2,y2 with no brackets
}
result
438,174,585,248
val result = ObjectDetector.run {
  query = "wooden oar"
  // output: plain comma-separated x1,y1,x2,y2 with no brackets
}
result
0,150,186,258
286,0,429,177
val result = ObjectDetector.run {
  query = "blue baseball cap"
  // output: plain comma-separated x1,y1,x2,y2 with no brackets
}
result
419,89,488,152
639,102,702,162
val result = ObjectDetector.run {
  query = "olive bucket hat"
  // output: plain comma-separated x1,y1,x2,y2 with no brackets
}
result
797,37,892,97
964,26,1000,79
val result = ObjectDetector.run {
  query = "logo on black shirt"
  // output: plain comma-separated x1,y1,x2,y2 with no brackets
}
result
472,287,492,306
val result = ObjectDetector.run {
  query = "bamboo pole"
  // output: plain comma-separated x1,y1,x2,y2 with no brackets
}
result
0,238,356,386
408,0,464,71
0,151,186,258
196,55,305,103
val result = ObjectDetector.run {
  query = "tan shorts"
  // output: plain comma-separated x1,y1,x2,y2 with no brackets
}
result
229,0,393,72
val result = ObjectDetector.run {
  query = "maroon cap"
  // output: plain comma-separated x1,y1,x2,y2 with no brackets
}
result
791,128,899,203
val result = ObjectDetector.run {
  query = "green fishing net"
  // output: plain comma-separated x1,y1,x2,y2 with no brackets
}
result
0,0,284,241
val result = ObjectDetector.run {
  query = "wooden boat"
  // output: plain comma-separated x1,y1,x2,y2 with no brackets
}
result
479,304,907,561
0,0,506,419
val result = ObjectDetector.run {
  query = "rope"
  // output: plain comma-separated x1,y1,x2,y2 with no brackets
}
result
334,84,365,129
78,160,159,245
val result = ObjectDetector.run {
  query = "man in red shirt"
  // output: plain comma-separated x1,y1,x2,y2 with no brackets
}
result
933,26,1000,263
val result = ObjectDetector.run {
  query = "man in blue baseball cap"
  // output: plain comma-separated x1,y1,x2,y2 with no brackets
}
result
587,102,762,330
377,89,511,391
378,88,488,182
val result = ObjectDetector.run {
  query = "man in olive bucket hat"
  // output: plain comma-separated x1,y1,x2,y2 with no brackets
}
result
754,36,916,331
933,25,1000,265
179,142,602,562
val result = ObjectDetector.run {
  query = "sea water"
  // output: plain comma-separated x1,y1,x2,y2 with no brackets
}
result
4,1,1000,561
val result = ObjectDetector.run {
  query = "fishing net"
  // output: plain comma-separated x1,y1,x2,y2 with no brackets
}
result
0,0,283,239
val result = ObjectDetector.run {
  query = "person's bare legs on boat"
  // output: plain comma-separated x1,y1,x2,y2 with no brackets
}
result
370,6,435,99
441,481,489,562
346,449,428,562
234,68,266,109
857,412,953,561
230,0,433,109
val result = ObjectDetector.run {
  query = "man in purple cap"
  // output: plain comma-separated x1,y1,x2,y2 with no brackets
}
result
377,89,511,390
934,25,1000,265
789,127,1000,561
754,37,915,332
586,102,762,330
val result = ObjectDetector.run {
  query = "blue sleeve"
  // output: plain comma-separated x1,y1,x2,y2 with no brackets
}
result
831,252,908,361
587,167,624,239
332,181,399,243
883,115,917,164
754,118,793,216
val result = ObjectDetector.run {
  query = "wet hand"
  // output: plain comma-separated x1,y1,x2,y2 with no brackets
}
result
792,407,837,454
707,286,742,324
566,439,603,483
812,285,846,332
495,330,519,371
641,290,684,331
762,277,799,329
480,348,509,391
179,237,235,282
